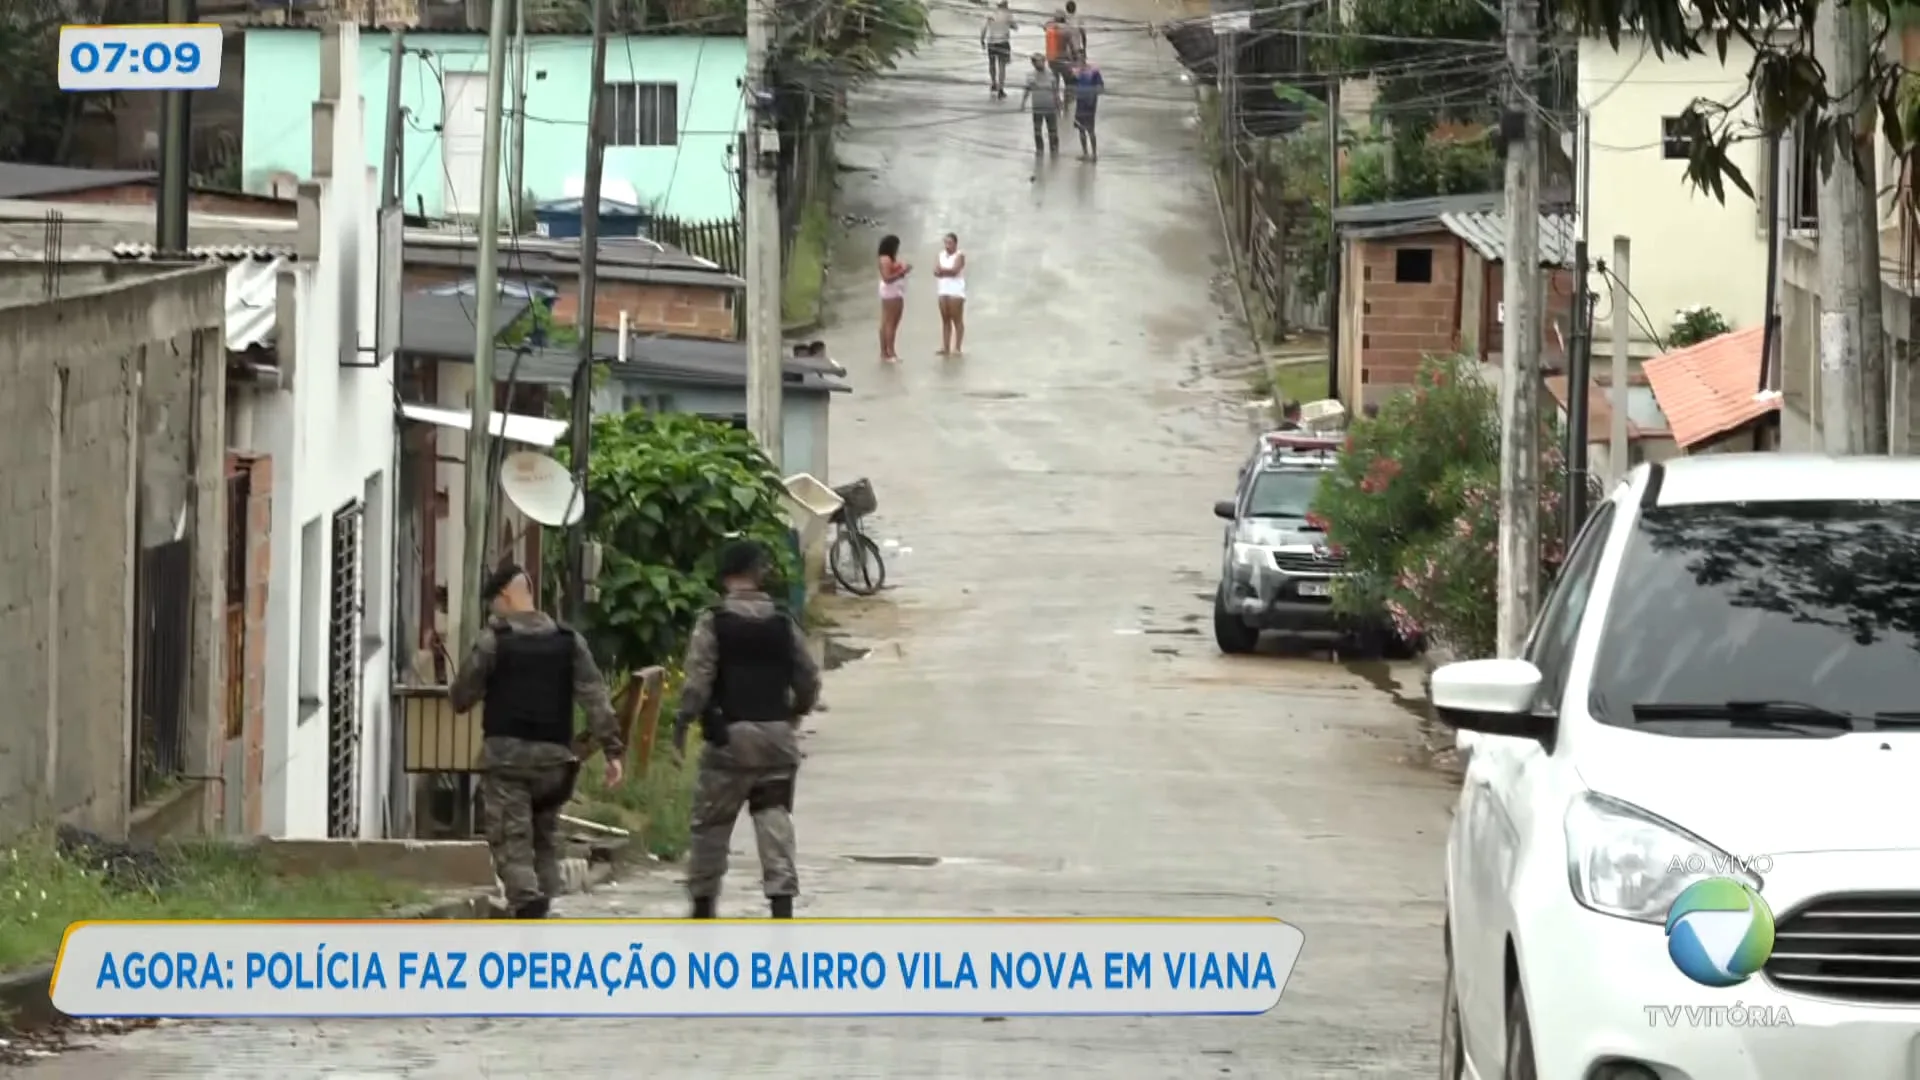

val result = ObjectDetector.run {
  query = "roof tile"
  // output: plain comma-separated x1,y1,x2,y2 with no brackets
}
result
1641,326,1777,449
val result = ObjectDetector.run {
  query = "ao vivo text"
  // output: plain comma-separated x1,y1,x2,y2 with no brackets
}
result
1666,852,1775,875
93,947,1280,994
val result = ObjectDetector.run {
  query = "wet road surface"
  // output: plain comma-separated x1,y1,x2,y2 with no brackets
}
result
23,1,1456,1075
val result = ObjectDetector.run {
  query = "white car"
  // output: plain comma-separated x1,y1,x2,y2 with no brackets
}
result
1431,454,1920,1080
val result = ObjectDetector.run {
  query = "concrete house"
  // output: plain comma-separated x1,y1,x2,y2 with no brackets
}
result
241,29,746,221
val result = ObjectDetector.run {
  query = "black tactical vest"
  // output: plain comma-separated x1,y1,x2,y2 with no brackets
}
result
482,624,577,746
710,606,795,726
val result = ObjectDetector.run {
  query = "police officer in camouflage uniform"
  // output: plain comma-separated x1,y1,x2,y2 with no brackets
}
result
673,540,822,919
451,562,624,919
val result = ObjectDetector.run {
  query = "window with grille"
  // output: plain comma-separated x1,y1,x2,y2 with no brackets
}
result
611,82,679,147
327,499,365,839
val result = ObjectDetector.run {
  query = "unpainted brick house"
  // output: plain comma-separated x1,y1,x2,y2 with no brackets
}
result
1333,192,1577,411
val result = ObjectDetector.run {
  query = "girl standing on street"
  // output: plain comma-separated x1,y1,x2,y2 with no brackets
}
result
934,233,967,356
876,234,910,363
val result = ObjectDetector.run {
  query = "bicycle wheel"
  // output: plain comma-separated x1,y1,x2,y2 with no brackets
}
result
829,526,888,596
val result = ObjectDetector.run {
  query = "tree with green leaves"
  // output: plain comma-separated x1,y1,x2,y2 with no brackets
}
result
0,0,131,165
1327,0,1503,142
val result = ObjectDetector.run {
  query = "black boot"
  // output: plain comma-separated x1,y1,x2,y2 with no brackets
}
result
769,896,794,919
512,897,551,920
691,896,717,919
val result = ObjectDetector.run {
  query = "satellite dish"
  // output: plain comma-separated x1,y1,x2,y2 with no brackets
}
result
500,451,584,527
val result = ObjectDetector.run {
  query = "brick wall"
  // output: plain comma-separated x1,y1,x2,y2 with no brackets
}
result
0,263,226,839
551,281,737,341
1356,233,1462,387
404,266,737,340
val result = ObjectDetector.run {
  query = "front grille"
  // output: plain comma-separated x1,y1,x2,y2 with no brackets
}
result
1273,551,1344,574
1763,893,1920,1004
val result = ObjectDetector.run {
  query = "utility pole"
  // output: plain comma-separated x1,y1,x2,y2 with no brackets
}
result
1323,0,1341,401
744,0,784,463
1564,233,1591,535
460,0,516,654
156,0,198,251
1608,236,1630,484
1815,0,1885,454
1495,0,1542,659
509,0,528,234
568,0,610,626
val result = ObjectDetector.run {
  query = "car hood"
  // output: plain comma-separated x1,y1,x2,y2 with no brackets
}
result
1232,517,1324,548
1576,730,1920,856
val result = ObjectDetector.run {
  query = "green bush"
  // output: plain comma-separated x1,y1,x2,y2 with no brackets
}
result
1311,354,1581,658
552,411,796,674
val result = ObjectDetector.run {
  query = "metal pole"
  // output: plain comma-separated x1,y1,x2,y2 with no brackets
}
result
156,0,198,251
1564,237,1590,535
1323,0,1341,401
509,0,528,234
459,0,516,655
381,31,408,210
568,0,610,626
1495,0,1542,660
1609,236,1630,484
1759,130,1782,396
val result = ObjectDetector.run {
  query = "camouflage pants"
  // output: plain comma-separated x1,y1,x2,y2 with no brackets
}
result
481,762,577,908
687,765,798,900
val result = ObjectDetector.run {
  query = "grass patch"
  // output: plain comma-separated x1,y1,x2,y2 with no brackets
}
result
570,744,701,861
0,830,425,975
782,200,832,327
1269,360,1330,406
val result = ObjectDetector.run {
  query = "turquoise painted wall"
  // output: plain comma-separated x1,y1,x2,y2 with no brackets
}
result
242,29,745,222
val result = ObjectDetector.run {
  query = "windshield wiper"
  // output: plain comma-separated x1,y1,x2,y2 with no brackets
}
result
1866,712,1920,728
1631,700,1866,731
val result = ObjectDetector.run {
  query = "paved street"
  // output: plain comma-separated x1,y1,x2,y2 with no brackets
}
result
24,2,1455,1075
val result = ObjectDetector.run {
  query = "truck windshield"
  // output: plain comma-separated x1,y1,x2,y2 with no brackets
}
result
1588,499,1920,731
1246,470,1321,520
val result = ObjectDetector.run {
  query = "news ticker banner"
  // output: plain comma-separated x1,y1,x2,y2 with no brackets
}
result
53,918,1303,1018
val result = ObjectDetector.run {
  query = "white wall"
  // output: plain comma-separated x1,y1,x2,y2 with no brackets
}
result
251,26,398,839
1580,35,1771,339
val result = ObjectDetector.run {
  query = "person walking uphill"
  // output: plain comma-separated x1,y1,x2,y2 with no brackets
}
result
673,540,823,919
1021,53,1061,156
450,561,624,920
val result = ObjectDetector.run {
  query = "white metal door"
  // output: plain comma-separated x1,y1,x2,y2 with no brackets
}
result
440,72,488,217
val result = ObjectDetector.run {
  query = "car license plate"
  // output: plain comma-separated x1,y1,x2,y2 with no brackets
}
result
1297,580,1330,598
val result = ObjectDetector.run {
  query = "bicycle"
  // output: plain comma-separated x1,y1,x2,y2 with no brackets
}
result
828,478,888,596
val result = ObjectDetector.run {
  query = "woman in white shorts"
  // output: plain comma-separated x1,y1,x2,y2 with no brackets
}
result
933,232,967,356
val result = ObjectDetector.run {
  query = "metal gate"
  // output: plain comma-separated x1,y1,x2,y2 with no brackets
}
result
132,539,193,804
327,499,365,838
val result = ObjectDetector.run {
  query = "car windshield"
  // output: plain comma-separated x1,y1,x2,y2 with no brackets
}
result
1588,499,1920,731
1245,470,1322,520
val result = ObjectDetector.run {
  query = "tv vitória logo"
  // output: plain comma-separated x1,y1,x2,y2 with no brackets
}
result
1665,877,1775,988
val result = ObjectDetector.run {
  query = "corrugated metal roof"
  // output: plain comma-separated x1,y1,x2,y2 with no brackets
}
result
112,241,298,260
225,257,293,351
1438,210,1577,268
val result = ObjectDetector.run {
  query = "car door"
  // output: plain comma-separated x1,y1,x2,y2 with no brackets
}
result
1457,502,1617,1072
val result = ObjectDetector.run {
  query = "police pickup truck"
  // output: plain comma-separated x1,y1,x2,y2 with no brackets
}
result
1211,431,1403,655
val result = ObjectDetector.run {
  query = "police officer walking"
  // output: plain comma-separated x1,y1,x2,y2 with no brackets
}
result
451,562,624,919
673,540,822,919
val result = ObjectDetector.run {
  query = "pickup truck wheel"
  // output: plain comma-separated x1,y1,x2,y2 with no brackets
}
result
1213,594,1259,655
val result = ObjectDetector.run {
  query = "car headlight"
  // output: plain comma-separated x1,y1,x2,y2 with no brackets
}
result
1230,542,1270,569
1564,791,1760,923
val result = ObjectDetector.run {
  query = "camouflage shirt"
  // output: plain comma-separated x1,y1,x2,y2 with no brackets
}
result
673,590,822,771
450,610,624,769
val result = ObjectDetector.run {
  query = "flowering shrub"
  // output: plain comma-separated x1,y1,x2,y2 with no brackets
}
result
1668,305,1731,349
1311,354,1585,658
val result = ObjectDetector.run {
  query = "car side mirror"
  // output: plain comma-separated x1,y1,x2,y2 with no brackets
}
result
1213,500,1236,521
1430,658,1555,745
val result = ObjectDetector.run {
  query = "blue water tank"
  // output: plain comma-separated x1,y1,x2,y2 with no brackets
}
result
533,198,649,239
